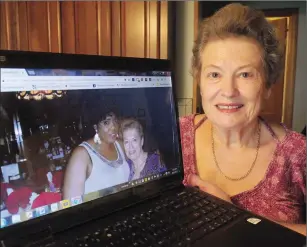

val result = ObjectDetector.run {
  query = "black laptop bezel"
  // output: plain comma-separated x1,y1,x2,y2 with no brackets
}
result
0,50,184,241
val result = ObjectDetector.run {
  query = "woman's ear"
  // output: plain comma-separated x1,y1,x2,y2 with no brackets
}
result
141,137,144,147
93,124,98,132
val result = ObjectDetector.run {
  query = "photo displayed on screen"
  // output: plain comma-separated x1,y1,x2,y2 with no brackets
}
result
0,68,180,228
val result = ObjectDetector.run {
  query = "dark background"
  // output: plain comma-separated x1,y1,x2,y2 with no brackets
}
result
0,87,180,170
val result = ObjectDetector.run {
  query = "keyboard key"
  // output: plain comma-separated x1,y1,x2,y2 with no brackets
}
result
179,207,194,216
187,219,205,232
201,199,210,205
173,203,182,209
189,227,206,242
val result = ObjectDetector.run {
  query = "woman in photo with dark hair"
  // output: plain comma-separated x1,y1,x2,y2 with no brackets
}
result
63,111,130,199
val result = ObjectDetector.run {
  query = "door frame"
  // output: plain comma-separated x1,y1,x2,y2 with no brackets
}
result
263,8,299,129
192,1,199,113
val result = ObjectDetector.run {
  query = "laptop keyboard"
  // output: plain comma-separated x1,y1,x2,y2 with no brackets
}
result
63,189,241,247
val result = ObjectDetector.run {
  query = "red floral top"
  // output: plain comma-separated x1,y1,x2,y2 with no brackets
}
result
180,114,306,223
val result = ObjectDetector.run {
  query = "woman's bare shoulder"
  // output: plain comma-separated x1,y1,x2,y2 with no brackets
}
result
69,145,91,165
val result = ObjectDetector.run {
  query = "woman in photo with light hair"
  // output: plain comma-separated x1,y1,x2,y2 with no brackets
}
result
121,118,167,180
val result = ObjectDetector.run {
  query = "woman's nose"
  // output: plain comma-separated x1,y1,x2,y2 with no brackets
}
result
109,122,115,130
220,77,239,98
127,142,133,150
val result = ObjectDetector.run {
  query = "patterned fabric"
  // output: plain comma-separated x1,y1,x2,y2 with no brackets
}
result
127,152,167,180
180,114,306,223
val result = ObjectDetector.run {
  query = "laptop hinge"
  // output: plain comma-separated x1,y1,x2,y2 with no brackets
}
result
165,181,183,191
1,226,54,247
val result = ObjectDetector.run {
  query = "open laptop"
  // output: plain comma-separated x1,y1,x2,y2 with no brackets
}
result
0,50,305,247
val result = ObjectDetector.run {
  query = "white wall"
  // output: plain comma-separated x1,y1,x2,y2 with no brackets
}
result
174,1,306,132
174,1,195,117
174,1,195,100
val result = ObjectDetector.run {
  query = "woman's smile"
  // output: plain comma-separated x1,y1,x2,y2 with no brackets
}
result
215,103,244,113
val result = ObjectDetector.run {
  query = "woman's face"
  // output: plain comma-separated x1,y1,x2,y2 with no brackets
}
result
123,128,144,161
199,36,270,129
97,113,119,144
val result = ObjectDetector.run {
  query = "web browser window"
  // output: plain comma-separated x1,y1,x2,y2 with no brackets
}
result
0,68,180,228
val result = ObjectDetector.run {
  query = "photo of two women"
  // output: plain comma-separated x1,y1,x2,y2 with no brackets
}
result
62,87,177,199
0,86,179,215
63,111,167,199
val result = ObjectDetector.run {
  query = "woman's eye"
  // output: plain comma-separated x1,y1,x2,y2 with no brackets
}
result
240,72,253,78
103,120,109,126
208,72,221,79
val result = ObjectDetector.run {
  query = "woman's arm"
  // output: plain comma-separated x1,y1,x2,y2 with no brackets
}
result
62,147,89,199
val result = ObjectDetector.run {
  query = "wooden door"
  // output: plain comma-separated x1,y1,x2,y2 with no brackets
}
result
260,17,288,124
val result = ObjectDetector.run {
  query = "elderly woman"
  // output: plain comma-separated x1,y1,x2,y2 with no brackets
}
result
121,118,167,180
63,111,130,199
180,3,306,236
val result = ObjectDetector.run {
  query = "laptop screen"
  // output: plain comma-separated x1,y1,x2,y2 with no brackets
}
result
0,67,181,229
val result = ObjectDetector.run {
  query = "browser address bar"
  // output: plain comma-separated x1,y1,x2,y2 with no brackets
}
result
2,77,126,83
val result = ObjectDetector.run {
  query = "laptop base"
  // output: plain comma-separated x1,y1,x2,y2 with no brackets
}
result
50,187,305,247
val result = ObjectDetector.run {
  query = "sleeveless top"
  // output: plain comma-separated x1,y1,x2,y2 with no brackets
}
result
79,141,130,195
180,114,306,224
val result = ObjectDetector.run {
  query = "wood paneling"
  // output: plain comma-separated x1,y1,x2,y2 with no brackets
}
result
0,1,169,59
3,2,19,50
26,2,50,52
0,3,8,49
159,1,168,59
17,2,29,51
121,2,146,58
60,1,76,54
74,1,98,55
111,2,122,56
47,1,62,53
97,1,111,56
147,2,158,58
